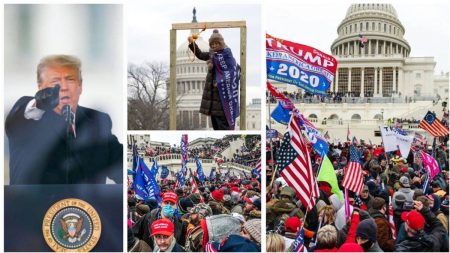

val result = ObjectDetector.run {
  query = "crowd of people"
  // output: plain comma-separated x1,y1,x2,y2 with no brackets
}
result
266,138,449,252
128,135,262,252
128,177,262,252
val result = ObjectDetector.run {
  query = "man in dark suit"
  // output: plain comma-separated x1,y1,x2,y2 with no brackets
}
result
5,55,122,184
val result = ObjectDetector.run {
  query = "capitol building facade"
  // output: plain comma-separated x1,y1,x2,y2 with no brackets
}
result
174,10,261,130
269,3,449,143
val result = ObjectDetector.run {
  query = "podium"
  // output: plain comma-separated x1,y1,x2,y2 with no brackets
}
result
4,184,123,252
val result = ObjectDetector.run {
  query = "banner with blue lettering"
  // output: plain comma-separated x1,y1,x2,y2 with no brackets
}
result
195,158,206,183
212,48,240,130
271,102,291,125
266,33,337,95
134,157,162,203
160,166,169,180
298,114,329,157
267,129,279,139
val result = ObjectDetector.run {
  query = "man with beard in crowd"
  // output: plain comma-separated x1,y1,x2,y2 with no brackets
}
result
185,203,212,252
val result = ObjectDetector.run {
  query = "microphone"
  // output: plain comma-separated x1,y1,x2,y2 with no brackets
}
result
62,105,72,123
62,105,75,138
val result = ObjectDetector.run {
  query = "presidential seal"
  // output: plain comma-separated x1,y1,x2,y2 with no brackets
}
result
42,198,101,252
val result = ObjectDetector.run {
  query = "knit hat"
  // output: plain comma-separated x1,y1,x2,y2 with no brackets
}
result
253,198,261,210
394,192,406,206
178,197,194,214
399,176,410,187
136,204,150,216
190,203,213,217
209,29,225,48
338,243,364,252
285,216,301,233
151,218,174,236
189,193,202,204
356,218,377,242
211,190,224,202
243,219,261,244
372,197,386,211
280,186,295,199
162,191,178,204
401,210,425,231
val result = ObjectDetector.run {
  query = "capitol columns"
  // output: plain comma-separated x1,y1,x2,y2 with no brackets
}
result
348,68,352,93
379,67,384,96
360,67,365,97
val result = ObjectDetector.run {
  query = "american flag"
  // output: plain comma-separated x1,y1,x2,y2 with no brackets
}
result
342,144,364,193
181,134,189,175
267,81,295,109
252,159,262,178
388,197,397,240
359,34,368,48
277,115,319,211
189,175,199,194
419,111,449,137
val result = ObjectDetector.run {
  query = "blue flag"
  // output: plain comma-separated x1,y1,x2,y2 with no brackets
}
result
134,158,162,203
292,227,305,252
195,158,206,182
150,159,159,176
132,144,139,172
209,168,215,181
271,102,291,125
176,171,185,187
160,166,169,180
213,47,240,130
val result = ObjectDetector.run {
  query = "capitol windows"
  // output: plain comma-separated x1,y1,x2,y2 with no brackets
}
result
372,22,375,30
378,23,381,31
384,24,386,32
366,22,369,31
382,67,394,97
360,23,362,31
364,68,375,97
351,68,361,95
337,68,348,93
351,114,362,122
350,25,352,33
416,73,421,79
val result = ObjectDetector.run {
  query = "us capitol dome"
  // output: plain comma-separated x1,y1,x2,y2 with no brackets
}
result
269,3,448,142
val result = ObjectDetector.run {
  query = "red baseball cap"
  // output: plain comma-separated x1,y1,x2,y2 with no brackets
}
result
151,218,174,236
285,216,301,233
401,210,425,231
162,191,178,204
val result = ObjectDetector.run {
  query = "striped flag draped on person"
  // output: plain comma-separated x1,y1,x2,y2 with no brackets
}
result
276,115,319,211
342,143,365,193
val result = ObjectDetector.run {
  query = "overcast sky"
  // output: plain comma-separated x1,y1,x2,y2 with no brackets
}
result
266,0,449,74
127,1,262,103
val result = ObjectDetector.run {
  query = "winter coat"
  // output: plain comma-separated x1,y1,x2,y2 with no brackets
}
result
394,207,446,252
392,188,414,209
367,242,384,252
188,42,225,117
369,210,395,252
129,239,152,252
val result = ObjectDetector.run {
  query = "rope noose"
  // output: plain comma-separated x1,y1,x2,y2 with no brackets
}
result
187,23,207,62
